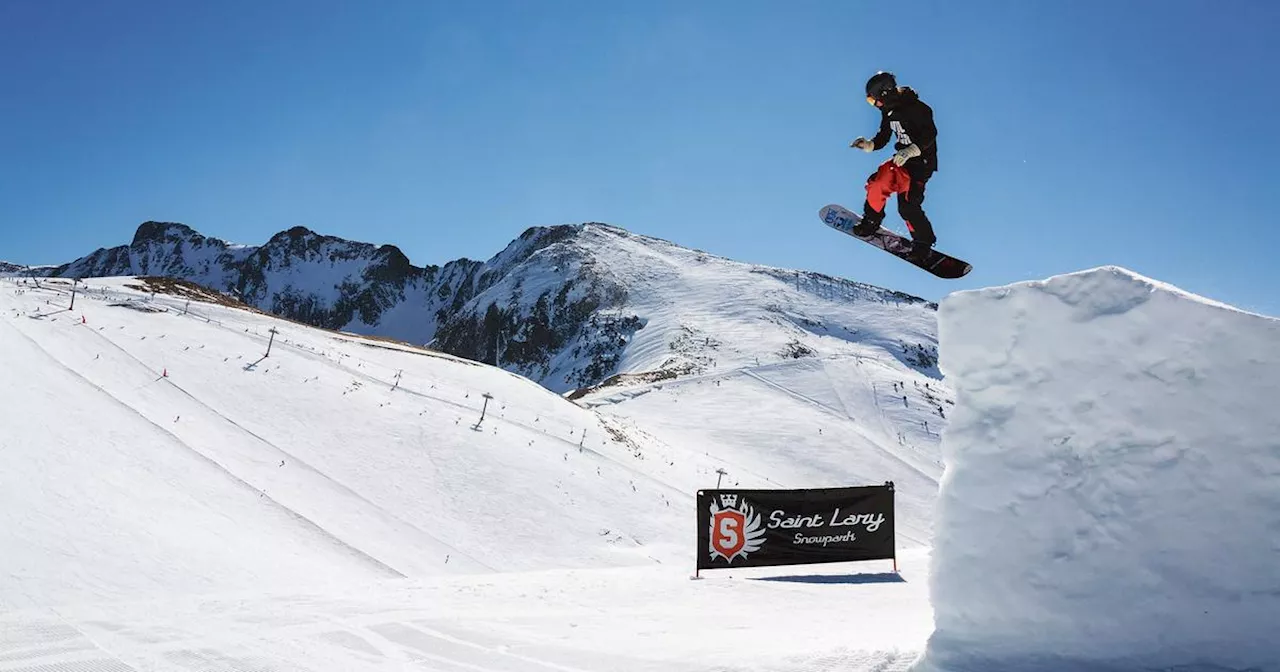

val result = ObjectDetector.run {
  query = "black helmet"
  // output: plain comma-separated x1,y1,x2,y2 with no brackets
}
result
865,71,897,103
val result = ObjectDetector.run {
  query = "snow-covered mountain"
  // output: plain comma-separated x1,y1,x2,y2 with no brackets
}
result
32,221,940,395
0,260,52,275
436,222,940,395
42,221,473,339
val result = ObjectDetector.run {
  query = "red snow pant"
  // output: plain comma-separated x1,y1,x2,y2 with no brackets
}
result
863,160,936,245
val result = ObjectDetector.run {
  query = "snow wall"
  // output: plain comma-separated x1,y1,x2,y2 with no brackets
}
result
918,266,1280,672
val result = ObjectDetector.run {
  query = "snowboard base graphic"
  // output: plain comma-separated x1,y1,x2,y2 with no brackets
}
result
819,203,972,279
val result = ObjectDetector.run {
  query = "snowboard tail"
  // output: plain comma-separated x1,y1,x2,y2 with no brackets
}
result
819,204,971,279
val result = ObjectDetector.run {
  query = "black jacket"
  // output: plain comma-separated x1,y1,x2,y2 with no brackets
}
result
871,87,938,172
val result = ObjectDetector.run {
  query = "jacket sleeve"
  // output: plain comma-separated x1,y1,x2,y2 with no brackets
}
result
871,113,893,150
910,102,937,152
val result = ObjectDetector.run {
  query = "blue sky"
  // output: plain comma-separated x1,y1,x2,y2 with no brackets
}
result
2,0,1277,315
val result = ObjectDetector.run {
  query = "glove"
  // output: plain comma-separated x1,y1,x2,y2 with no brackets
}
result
891,144,921,166
850,137,874,152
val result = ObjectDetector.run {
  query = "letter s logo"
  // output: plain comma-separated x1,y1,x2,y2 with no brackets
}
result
716,517,741,548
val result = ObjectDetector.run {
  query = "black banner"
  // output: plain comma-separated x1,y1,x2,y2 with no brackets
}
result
696,483,895,571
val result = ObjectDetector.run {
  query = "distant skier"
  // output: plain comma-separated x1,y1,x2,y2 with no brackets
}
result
849,71,939,261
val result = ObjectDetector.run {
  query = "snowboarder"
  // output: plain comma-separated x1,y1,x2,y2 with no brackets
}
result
849,71,939,262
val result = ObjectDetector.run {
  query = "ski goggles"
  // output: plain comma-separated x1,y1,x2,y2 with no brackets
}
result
866,95,882,106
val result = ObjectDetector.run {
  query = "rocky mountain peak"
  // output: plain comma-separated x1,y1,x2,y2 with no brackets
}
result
131,221,203,246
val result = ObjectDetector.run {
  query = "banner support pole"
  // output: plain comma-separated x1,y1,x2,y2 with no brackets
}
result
888,481,898,573
694,489,702,580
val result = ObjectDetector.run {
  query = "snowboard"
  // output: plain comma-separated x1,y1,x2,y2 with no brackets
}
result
819,203,972,279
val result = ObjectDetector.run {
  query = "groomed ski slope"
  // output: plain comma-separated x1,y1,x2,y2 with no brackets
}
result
0,555,933,672
1,275,937,671
2,276,688,604
920,266,1280,672
1,301,400,609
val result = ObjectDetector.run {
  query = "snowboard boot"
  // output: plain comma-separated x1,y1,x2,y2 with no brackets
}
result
853,206,884,237
907,237,935,263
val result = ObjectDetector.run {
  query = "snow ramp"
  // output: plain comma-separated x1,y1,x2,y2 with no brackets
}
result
918,266,1280,672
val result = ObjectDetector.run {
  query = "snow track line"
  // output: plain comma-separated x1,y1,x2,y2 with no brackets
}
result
68,319,496,575
822,361,862,426
741,368,847,417
1,318,409,580
740,368,938,486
